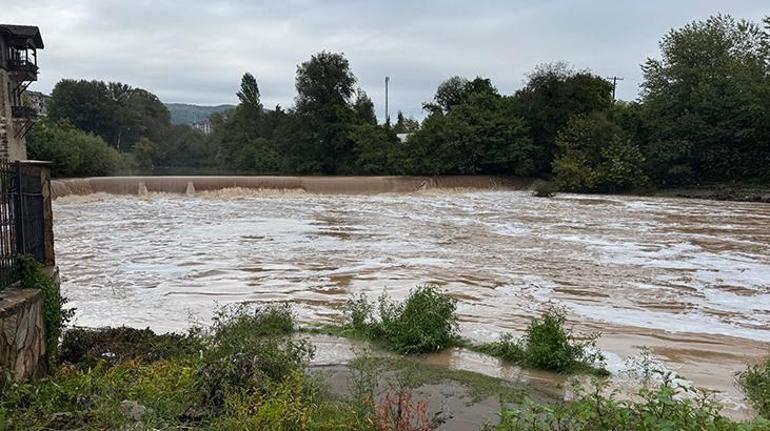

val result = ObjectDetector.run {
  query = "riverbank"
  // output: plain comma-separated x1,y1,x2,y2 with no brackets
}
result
2,300,768,430
651,183,770,203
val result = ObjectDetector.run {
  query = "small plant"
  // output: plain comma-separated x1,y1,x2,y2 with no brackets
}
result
479,306,606,374
376,390,439,431
343,285,459,354
195,303,314,407
18,256,75,368
737,357,770,418
210,302,294,344
491,375,770,430
209,370,317,431
531,179,557,198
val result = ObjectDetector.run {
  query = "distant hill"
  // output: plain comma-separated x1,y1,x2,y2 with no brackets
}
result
164,103,235,125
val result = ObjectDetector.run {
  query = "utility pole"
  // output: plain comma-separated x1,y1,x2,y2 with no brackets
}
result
607,76,624,102
385,76,390,125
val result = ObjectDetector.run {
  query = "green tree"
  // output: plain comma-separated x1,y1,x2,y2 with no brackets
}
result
514,63,614,173
393,111,420,133
427,76,498,114
237,72,262,114
47,79,170,152
552,113,647,192
27,121,124,177
282,51,358,173
345,123,400,174
132,137,159,170
352,90,377,125
409,85,538,175
640,15,770,185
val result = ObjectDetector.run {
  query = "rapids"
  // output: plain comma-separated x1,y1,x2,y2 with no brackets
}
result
53,186,770,417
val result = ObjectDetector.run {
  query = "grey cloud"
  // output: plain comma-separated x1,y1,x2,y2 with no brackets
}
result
5,0,769,120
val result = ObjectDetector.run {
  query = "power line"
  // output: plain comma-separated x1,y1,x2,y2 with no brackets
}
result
385,76,390,125
607,76,624,102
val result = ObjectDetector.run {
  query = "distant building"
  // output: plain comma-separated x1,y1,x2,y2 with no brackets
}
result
26,90,49,117
0,24,43,160
191,118,212,135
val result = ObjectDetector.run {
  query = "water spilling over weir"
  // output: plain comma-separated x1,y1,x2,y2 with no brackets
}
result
52,176,770,417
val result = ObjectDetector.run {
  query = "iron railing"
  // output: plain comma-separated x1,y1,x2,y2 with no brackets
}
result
0,161,47,290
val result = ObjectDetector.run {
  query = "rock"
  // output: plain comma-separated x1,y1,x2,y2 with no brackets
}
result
119,400,152,422
47,412,73,428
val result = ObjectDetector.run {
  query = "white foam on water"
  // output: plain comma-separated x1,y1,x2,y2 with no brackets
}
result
54,190,770,400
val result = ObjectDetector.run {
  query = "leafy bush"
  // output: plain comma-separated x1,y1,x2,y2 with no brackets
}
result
344,285,459,354
209,370,317,431
479,307,605,374
531,180,557,197
27,121,125,177
59,327,201,368
195,304,314,407
0,359,197,430
18,256,74,369
209,303,294,346
737,357,770,418
552,113,647,193
491,377,769,430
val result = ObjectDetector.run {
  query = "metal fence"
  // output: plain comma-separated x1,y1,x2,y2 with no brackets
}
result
0,161,47,290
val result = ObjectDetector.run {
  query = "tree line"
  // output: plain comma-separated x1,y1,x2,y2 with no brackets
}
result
29,14,770,192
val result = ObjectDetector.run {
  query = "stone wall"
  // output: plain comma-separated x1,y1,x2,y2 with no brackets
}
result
0,68,28,161
0,288,46,381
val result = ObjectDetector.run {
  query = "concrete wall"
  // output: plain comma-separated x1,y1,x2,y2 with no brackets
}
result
0,288,46,381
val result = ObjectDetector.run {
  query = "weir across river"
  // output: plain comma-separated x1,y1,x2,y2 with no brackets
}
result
51,175,532,198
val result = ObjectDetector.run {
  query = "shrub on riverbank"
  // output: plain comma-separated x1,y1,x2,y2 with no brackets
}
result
478,307,606,375
344,284,459,354
59,327,201,368
531,179,557,197
737,356,770,418
195,303,313,408
490,376,770,431
1,302,769,429
0,304,351,430
18,256,74,369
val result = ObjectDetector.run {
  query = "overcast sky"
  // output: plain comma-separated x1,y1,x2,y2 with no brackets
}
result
4,1,768,120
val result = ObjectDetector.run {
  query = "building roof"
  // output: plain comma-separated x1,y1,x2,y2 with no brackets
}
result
0,24,44,49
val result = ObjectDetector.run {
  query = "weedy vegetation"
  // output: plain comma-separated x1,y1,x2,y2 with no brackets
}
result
476,306,608,375
531,179,558,198
341,284,459,354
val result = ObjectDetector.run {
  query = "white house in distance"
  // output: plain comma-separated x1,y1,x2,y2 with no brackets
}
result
0,24,43,161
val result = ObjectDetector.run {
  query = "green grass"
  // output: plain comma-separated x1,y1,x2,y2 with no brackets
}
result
2,300,768,430
347,355,534,404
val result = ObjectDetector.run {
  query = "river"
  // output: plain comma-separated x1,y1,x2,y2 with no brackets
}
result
53,188,770,417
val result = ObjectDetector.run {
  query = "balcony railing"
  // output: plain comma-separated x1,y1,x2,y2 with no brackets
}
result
11,106,37,120
6,59,38,76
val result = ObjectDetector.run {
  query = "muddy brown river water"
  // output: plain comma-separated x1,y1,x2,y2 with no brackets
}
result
52,187,770,418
